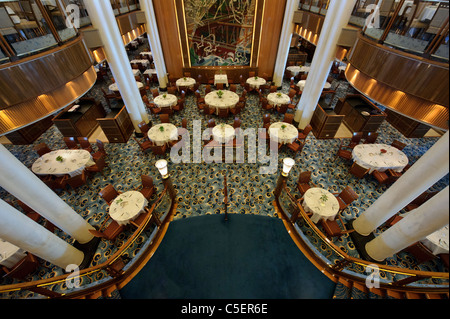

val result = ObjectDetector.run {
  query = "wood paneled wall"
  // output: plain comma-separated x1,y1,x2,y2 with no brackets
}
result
0,36,94,109
348,34,449,107
153,0,287,79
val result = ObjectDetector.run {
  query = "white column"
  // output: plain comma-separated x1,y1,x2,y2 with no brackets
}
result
84,0,149,131
139,0,168,89
353,132,449,236
272,0,297,88
0,199,84,269
0,144,95,244
294,0,357,129
365,186,449,262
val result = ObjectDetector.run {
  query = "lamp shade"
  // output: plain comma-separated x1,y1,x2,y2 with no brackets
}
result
282,158,295,176
155,159,169,178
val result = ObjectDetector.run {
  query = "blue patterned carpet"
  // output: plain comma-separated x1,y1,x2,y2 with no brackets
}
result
0,41,448,298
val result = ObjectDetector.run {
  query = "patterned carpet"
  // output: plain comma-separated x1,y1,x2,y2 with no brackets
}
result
0,40,448,298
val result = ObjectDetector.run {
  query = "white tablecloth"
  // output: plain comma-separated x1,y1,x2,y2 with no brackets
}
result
109,81,143,92
176,77,196,88
144,69,157,75
422,225,449,256
352,144,409,174
130,59,149,67
297,80,331,91
286,66,302,76
268,122,298,144
132,69,141,76
267,92,290,106
214,74,229,87
153,93,178,109
109,191,148,226
140,51,152,57
32,150,95,177
246,77,266,89
148,123,178,146
0,238,27,268
205,90,239,114
212,124,235,144
303,188,340,223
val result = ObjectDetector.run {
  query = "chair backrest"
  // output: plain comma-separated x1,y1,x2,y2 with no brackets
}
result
391,140,406,150
96,139,106,153
288,89,296,99
283,113,294,124
99,184,120,205
63,137,78,149
93,155,107,170
205,85,212,94
365,132,378,144
66,170,87,188
208,119,216,128
338,186,359,205
298,171,312,184
263,113,270,125
159,114,170,123
181,118,188,129
248,71,255,77
77,137,91,149
233,117,241,129
277,104,288,114
150,144,167,155
351,132,363,144
151,89,159,98
302,124,312,136
270,86,277,93
229,84,237,92
349,162,370,178
218,108,229,118
3,253,38,280
141,175,154,189
34,143,52,156
138,121,150,134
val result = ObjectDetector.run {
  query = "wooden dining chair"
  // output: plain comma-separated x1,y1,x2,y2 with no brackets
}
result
403,242,436,265
319,213,355,239
296,171,317,195
77,137,93,153
85,155,107,177
298,124,312,141
218,108,229,118
283,113,294,124
89,216,125,242
364,132,379,144
64,137,79,150
133,136,153,154
92,139,107,161
149,143,168,155
2,253,39,280
151,89,159,98
203,105,215,116
34,143,52,157
138,121,151,135
334,186,359,214
99,184,121,206
159,114,170,123
137,175,155,201
287,139,305,154
216,83,224,90
233,117,242,129
391,140,407,150
335,139,353,162
66,170,88,190
348,162,370,179
347,132,363,149
42,175,69,194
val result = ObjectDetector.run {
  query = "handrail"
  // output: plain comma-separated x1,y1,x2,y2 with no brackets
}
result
276,184,449,290
0,185,175,298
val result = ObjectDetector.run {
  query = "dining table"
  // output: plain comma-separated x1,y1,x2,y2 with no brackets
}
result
302,187,340,224
130,59,150,67
297,80,331,91
143,69,157,75
176,77,196,89
267,92,290,107
352,144,409,174
205,90,239,115
286,65,306,77
0,238,27,268
147,123,178,146
214,74,229,87
153,93,178,109
246,76,266,89
108,191,148,226
421,225,449,256
109,81,143,92
31,149,95,177
268,122,298,145
212,124,235,144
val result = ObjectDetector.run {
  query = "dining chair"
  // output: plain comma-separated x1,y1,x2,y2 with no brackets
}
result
372,170,390,185
348,162,370,179
150,143,168,155
334,186,359,214
230,102,242,115
335,139,353,161
151,89,159,98
248,71,256,77
66,170,88,190
99,184,121,206
1,253,39,280
229,84,237,92
159,114,170,123
133,137,153,154
319,213,355,239
286,139,305,154
89,216,125,242
204,85,212,95
63,137,79,150
42,175,69,194
173,98,185,112
207,119,216,128
34,143,52,157
216,83,224,90
137,175,155,201
77,137,93,153
263,113,271,126
138,121,151,135
347,132,363,149
85,155,107,177
233,117,242,129
298,124,312,141
261,98,272,111
296,171,317,195
218,108,229,118
203,105,215,116
92,139,107,161
17,200,41,223
283,113,294,124
391,139,407,150
195,90,205,104
269,86,277,93
364,132,379,144
276,104,288,114
403,242,436,265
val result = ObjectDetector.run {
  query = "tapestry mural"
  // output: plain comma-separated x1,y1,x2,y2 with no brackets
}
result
183,0,256,66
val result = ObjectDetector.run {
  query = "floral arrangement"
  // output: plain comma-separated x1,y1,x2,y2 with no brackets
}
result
183,77,187,81
159,126,165,132
281,124,286,130
380,149,387,155
56,156,64,162
320,194,328,202
217,90,224,98
254,76,258,80
162,93,167,98
277,92,282,98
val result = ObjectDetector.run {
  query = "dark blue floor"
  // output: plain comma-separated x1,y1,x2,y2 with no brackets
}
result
120,214,336,299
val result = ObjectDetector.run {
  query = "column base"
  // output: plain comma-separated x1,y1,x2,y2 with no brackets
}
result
348,219,380,263
159,86,168,92
73,236,101,270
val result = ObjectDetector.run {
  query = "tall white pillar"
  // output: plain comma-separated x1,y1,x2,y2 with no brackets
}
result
0,144,95,244
295,0,357,129
139,0,168,89
353,132,449,236
84,0,149,131
365,187,449,262
0,199,85,269
272,0,297,87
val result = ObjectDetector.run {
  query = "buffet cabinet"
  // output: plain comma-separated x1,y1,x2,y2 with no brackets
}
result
97,106,134,143
384,109,432,138
310,101,345,139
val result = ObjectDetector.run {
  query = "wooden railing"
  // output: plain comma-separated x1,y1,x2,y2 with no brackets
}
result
0,185,177,299
274,183,449,294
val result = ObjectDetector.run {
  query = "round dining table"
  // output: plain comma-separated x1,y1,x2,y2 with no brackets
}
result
352,144,409,174
246,77,266,89
153,93,178,109
0,238,27,268
422,225,449,256
205,90,239,114
268,122,298,145
108,191,148,226
147,123,178,146
109,81,143,92
176,77,196,89
212,124,235,144
267,92,290,107
303,187,340,224
297,80,331,91
31,150,95,177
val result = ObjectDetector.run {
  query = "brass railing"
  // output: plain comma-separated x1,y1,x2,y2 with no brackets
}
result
0,185,176,299
275,183,449,293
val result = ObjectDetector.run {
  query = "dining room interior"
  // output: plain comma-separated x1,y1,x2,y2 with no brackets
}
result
0,0,449,301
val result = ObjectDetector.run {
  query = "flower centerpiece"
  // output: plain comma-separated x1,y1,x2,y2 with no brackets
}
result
183,77,187,81
159,126,165,132
380,149,387,155
254,76,258,80
216,90,224,98
281,124,287,130
162,93,167,98
319,194,328,206
277,92,282,98
56,155,64,162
